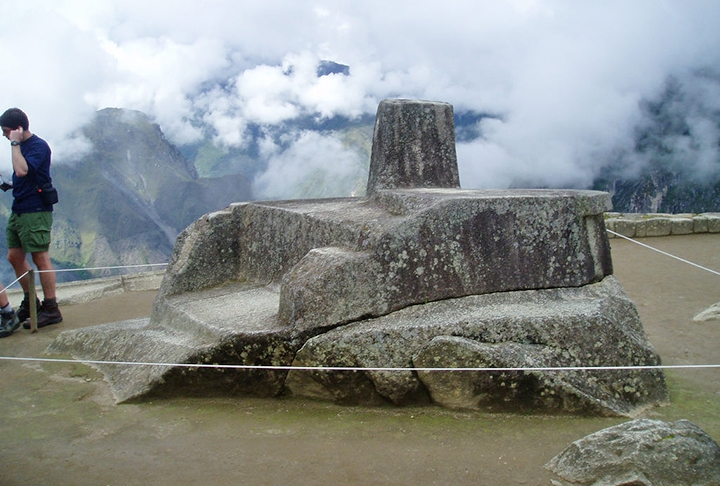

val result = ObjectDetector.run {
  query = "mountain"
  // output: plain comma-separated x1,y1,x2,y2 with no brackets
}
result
593,72,720,213
0,108,253,283
593,170,720,214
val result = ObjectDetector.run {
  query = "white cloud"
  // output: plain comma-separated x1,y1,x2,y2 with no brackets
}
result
255,130,365,199
0,0,718,187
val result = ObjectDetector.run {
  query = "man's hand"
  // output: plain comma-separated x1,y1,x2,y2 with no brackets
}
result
8,127,24,143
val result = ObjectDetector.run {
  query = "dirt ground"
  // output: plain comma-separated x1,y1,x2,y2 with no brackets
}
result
0,234,719,486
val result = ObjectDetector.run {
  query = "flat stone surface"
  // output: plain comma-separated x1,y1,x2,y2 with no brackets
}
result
161,188,613,332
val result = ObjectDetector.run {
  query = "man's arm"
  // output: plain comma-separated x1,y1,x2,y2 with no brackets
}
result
9,128,28,177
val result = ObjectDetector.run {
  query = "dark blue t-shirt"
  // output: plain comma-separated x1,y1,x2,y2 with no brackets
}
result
12,134,53,214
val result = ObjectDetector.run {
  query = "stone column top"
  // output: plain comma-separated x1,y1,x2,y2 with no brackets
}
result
366,99,460,195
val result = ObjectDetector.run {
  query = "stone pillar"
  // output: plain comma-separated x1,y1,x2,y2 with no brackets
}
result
366,99,460,195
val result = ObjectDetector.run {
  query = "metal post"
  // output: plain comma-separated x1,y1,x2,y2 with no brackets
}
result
28,269,38,333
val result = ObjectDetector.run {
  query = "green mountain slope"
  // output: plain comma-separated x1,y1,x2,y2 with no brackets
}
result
0,108,253,283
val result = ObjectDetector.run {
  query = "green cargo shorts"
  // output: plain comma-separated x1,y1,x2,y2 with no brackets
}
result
6,211,53,253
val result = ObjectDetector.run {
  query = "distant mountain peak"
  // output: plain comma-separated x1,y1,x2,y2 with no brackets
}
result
316,60,350,77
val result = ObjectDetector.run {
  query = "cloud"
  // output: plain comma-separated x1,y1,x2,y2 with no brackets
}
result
85,35,230,144
254,130,366,199
0,0,719,190
625,70,720,183
193,51,377,148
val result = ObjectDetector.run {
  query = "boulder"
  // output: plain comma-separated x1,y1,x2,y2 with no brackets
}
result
286,276,668,415
545,418,720,485
49,186,618,404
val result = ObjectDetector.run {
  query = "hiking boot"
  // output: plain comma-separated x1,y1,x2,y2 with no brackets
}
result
23,299,63,329
17,295,41,324
0,309,20,338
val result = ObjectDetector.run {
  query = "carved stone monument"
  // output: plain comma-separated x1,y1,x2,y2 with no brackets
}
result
49,99,668,415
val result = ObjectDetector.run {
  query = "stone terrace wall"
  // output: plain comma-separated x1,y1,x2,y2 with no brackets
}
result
605,212,720,238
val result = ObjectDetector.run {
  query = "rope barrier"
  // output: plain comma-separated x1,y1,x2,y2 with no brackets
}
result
0,264,167,294
0,270,28,295
0,355,718,372
0,263,166,328
0,228,716,372
607,229,720,277
40,263,168,274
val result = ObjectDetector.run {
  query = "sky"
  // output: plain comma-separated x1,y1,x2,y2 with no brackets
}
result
1,0,719,194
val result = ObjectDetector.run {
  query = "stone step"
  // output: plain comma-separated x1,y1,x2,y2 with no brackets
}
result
48,317,206,402
49,282,290,402
152,282,284,341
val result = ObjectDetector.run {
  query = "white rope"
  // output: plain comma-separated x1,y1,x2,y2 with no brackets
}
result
0,270,29,295
43,263,168,273
607,229,720,277
0,355,718,372
0,230,715,373
0,263,167,294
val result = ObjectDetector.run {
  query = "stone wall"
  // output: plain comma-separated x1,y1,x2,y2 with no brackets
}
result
605,212,720,238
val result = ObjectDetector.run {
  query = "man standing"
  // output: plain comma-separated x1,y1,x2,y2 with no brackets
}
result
0,108,62,329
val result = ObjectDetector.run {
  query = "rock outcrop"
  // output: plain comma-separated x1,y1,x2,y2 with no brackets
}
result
287,276,666,415
545,419,720,485
48,99,668,415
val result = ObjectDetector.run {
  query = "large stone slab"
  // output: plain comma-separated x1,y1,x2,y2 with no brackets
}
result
47,99,662,415
159,188,612,332
286,276,668,416
49,187,624,407
49,187,616,405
